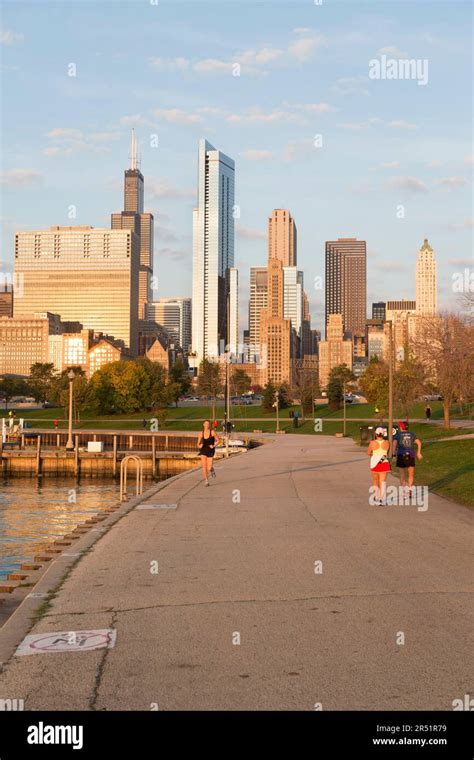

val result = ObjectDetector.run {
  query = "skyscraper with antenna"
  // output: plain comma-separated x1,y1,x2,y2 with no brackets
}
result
111,129,154,320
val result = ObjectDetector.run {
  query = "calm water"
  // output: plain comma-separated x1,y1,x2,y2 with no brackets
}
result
0,479,121,580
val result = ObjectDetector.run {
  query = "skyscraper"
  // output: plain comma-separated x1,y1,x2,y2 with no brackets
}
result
416,238,437,315
146,297,192,352
14,226,139,354
268,209,297,266
325,238,366,339
249,266,268,360
111,129,154,320
372,302,386,321
318,314,353,388
191,138,235,363
259,257,292,385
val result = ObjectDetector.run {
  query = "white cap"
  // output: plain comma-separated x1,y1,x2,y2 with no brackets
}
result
375,427,385,435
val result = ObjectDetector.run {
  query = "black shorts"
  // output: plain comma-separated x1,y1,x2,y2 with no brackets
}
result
199,449,215,458
397,453,415,468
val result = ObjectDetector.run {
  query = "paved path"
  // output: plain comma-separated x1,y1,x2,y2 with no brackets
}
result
0,435,472,710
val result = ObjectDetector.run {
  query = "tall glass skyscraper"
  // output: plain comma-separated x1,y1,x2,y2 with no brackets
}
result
191,139,236,364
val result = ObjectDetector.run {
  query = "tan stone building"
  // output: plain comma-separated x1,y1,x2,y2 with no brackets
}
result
268,209,297,266
385,300,417,363
416,238,437,316
0,313,64,376
14,225,139,355
318,314,353,389
259,258,292,385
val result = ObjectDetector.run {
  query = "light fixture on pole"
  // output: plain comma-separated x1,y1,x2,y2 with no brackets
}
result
66,369,75,451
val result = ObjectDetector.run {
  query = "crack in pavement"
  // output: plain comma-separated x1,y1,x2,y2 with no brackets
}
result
89,609,117,711
38,588,474,619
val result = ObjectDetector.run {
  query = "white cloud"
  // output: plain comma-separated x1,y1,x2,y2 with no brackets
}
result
288,35,323,62
377,46,408,58
148,57,190,72
226,107,303,125
240,149,274,161
436,176,469,189
236,225,266,240
238,47,283,65
388,120,418,130
157,247,188,262
193,58,234,74
148,179,195,200
1,169,43,187
1,29,24,46
387,176,428,193
380,161,400,169
44,127,119,156
334,76,370,96
293,27,313,34
447,256,474,265
152,108,202,125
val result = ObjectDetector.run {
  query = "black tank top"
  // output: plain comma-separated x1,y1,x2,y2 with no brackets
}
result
200,433,215,452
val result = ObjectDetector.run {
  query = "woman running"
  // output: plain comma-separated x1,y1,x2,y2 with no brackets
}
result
367,426,391,505
197,419,221,486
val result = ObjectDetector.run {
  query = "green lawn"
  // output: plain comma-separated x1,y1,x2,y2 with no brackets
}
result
388,439,474,508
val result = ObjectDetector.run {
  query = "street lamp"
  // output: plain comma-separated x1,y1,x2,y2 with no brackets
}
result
65,369,75,451
273,390,280,433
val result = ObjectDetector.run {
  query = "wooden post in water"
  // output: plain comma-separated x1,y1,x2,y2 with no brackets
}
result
129,435,133,450
151,435,156,478
113,435,117,477
36,435,41,476
74,435,79,477
56,433,60,449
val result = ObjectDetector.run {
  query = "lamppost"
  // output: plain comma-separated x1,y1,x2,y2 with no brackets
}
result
386,320,394,456
274,390,280,433
66,369,75,451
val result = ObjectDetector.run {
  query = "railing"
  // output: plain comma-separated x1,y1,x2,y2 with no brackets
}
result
21,431,199,452
119,455,143,502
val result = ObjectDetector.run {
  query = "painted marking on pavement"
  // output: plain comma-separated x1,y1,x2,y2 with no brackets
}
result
15,629,117,656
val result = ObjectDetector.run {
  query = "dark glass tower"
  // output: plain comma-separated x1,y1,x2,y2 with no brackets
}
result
111,129,154,320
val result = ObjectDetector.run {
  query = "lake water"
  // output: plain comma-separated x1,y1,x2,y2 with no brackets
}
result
0,479,121,581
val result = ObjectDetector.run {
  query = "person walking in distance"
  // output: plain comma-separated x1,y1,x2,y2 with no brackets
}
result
197,419,221,486
367,427,391,505
393,421,423,497
425,404,432,422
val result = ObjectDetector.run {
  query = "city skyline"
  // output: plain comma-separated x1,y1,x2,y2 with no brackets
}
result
1,0,472,336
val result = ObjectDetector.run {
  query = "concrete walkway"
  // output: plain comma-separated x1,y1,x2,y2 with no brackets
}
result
0,435,472,710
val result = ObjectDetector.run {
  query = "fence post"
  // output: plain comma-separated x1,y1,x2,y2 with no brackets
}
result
113,435,117,477
74,435,79,477
36,435,42,476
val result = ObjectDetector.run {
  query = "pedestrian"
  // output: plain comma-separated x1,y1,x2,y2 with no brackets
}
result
53,418,59,430
197,419,221,486
142,418,148,429
425,404,432,422
393,421,423,497
367,426,391,505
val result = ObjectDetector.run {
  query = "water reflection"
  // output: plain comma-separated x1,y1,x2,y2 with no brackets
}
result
0,479,121,580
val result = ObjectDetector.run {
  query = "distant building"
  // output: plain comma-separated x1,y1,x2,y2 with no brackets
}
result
318,313,353,389
111,130,154,320
268,209,297,266
14,225,139,355
146,298,192,353
372,302,386,321
416,238,437,316
191,139,235,364
366,319,387,360
249,266,268,361
325,238,366,339
0,284,13,317
0,313,64,376
386,300,417,363
259,257,292,385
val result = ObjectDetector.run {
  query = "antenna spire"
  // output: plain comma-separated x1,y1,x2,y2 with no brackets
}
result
130,128,138,170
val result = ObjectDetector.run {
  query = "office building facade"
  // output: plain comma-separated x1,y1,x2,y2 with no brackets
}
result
325,238,366,339
416,238,437,316
146,298,192,353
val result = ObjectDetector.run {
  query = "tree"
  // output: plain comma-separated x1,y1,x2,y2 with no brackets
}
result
292,366,319,417
411,313,474,428
262,380,277,411
393,355,426,420
168,358,191,406
197,358,223,419
277,383,292,410
0,376,29,409
327,364,355,411
28,363,57,404
360,357,389,420
230,368,251,397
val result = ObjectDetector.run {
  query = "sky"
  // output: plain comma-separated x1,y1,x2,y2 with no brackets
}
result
1,0,472,334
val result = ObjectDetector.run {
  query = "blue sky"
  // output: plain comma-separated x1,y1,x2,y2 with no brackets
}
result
1,0,472,332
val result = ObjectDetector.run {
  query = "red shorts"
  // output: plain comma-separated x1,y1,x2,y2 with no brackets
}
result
371,461,391,473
